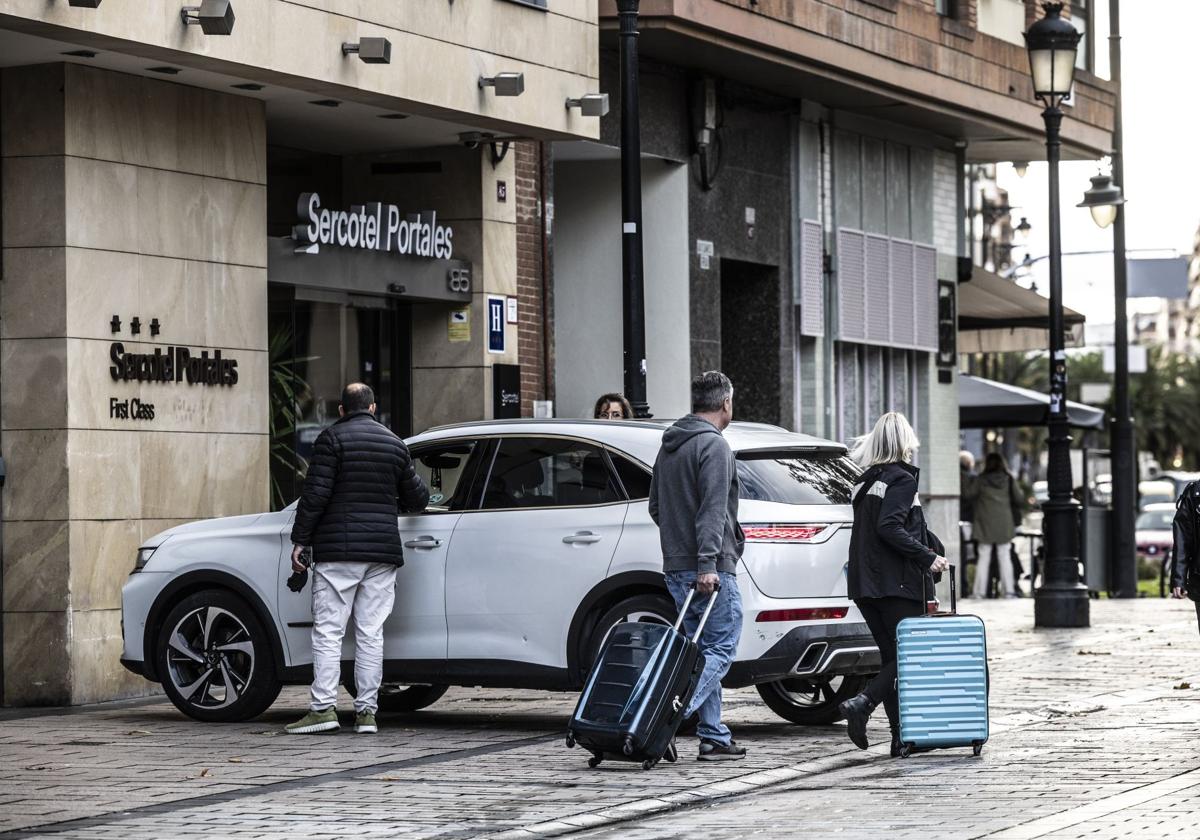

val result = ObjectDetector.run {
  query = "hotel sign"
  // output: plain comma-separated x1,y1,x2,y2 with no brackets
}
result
107,315,239,423
292,192,454,259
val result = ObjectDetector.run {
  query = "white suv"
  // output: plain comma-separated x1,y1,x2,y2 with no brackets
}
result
121,419,878,724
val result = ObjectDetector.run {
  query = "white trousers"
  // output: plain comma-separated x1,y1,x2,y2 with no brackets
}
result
974,542,1016,598
310,561,397,713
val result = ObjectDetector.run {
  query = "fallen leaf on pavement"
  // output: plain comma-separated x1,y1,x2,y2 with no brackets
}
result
228,757,246,763
1076,650,1112,656
199,768,211,778
126,729,152,736
1175,682,1192,690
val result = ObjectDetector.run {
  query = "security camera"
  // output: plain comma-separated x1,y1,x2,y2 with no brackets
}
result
458,131,494,150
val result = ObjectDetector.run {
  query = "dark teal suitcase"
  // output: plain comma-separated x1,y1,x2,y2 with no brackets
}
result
896,568,989,757
565,584,718,770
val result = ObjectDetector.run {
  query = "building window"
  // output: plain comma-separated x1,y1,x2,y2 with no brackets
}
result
1073,0,1092,72
936,0,956,16
501,0,548,9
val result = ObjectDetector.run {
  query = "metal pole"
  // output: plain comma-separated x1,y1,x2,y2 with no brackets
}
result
1035,104,1090,627
617,0,650,418
1108,0,1138,598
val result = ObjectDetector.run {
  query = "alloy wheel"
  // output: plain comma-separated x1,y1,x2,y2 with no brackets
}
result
165,605,255,710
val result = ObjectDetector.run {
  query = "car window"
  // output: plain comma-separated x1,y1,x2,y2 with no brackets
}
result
736,450,859,505
1136,510,1174,530
412,441,479,512
481,438,622,509
610,452,652,500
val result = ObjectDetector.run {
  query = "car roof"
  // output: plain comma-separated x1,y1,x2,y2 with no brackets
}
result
1141,502,1177,512
408,418,846,465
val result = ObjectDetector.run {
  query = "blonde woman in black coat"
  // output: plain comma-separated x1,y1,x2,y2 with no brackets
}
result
839,412,949,756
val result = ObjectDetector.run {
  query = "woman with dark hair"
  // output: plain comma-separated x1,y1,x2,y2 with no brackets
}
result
593,393,634,420
962,452,1023,599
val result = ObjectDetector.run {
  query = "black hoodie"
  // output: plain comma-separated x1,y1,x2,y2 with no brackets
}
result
647,415,744,575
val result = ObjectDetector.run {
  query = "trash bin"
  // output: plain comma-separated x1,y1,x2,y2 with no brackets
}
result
1081,505,1112,595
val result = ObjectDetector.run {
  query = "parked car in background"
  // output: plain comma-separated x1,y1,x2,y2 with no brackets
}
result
1138,480,1177,511
1135,503,1176,562
1159,471,1200,501
121,419,879,727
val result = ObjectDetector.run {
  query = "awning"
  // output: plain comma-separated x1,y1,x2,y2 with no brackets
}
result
958,267,1086,353
959,374,1106,430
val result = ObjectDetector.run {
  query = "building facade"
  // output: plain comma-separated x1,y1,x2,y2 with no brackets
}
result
0,1,598,706
550,0,1115,555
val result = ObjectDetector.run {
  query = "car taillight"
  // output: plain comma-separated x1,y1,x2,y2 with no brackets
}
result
756,607,849,622
742,524,829,543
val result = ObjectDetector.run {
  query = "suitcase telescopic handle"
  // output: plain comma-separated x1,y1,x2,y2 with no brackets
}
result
922,563,957,615
672,580,723,642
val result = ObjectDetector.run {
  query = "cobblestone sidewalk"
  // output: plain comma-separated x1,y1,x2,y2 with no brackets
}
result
1,598,1197,839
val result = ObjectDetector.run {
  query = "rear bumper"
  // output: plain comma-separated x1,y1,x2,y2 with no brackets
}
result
724,622,879,688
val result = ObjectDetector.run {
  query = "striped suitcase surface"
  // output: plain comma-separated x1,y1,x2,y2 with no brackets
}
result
896,613,989,756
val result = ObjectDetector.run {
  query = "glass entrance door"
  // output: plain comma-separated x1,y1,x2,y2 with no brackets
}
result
268,284,412,509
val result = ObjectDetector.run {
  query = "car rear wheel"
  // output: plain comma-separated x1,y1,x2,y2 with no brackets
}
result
584,592,676,671
756,674,867,725
156,589,281,722
343,679,449,713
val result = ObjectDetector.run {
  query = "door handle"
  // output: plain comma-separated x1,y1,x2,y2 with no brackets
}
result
563,531,603,545
404,536,443,549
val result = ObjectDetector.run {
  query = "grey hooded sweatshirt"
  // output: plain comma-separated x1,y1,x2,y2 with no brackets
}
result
647,415,744,575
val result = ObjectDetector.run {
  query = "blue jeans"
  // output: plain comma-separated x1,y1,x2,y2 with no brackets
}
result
665,570,743,746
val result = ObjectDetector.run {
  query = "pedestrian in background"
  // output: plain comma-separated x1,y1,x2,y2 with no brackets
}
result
648,371,747,761
840,412,948,756
963,452,1023,599
594,392,634,420
960,450,978,539
1171,480,1200,632
286,383,429,735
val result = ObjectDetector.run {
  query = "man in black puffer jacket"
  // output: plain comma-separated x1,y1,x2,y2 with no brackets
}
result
285,383,428,736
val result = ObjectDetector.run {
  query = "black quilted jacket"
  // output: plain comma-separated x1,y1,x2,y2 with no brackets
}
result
847,461,944,602
290,411,429,566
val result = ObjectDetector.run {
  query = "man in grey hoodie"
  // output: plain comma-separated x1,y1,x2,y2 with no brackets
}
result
648,370,747,761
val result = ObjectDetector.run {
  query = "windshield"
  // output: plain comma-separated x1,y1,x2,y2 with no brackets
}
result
1136,510,1174,530
736,450,859,505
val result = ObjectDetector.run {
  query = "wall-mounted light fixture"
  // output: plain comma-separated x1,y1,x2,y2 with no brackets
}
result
342,37,392,64
181,1,235,36
479,72,524,97
565,93,609,117
67,0,103,8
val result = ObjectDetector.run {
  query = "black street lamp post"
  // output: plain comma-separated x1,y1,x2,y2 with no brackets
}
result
1024,2,1090,627
617,0,651,418
1078,0,1135,600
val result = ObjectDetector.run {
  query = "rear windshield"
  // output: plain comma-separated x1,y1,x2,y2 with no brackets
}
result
1136,510,1174,530
736,450,859,505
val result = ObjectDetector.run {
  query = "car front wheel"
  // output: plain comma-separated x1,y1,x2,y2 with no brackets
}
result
156,589,281,722
756,674,867,725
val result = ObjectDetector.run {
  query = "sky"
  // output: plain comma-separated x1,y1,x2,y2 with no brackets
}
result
995,0,1200,331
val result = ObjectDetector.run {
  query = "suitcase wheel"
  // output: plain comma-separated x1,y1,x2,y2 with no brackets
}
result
587,754,602,769
565,732,575,749
622,736,634,756
972,741,983,757
664,741,678,764
900,743,912,759
641,759,656,771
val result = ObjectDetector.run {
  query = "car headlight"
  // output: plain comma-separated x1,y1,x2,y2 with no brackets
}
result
133,546,158,572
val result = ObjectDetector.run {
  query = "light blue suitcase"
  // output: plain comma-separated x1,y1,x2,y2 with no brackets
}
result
895,568,989,757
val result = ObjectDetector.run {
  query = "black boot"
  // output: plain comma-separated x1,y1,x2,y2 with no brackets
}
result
890,725,902,758
838,693,877,750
